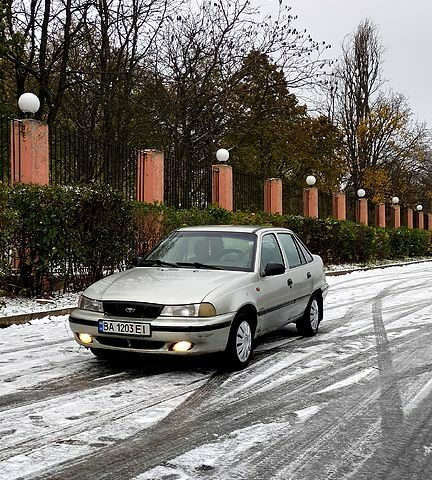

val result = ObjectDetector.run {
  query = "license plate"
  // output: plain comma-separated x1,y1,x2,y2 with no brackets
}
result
98,320,151,336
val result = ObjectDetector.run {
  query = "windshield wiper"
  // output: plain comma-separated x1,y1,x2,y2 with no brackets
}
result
176,262,223,270
140,259,179,268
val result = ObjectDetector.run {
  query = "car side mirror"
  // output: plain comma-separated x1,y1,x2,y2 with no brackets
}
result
132,256,142,267
264,262,286,277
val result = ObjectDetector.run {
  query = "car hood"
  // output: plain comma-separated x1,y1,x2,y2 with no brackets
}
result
83,267,247,305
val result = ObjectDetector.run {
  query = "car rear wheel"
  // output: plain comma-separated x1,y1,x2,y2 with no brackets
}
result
296,295,320,337
224,314,254,370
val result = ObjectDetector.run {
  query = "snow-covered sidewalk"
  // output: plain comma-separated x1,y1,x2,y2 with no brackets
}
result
0,291,79,320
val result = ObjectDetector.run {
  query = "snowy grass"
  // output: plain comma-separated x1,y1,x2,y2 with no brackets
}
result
0,292,79,318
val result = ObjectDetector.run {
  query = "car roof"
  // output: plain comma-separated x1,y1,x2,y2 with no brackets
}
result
177,225,294,234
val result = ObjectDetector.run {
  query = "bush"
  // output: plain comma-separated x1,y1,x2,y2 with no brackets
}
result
1,183,134,295
0,186,431,296
131,204,432,266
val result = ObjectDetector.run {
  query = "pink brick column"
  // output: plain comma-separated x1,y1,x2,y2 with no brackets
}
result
391,205,401,228
10,119,49,184
427,214,432,231
376,203,386,228
406,208,413,229
136,150,164,203
212,164,233,211
418,212,424,230
264,178,282,214
357,198,368,225
303,187,318,218
332,192,346,220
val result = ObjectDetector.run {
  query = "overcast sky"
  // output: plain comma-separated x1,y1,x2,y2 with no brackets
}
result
254,0,432,127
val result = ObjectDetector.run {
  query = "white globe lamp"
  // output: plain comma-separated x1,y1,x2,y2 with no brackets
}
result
306,175,316,186
18,93,40,114
391,197,399,205
216,148,229,163
357,188,366,198
416,204,423,212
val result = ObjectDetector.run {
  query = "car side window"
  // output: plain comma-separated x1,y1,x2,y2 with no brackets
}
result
294,236,314,263
278,234,303,268
260,234,284,270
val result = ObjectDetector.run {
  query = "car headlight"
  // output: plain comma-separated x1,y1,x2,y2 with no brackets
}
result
78,295,104,313
160,303,216,317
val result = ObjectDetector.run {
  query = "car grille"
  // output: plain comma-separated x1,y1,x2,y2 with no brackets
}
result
103,302,163,319
95,336,165,350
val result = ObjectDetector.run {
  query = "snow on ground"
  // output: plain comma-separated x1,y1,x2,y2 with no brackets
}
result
0,291,79,317
134,422,292,480
0,261,432,479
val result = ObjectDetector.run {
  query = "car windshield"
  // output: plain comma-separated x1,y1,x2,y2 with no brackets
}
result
145,231,257,272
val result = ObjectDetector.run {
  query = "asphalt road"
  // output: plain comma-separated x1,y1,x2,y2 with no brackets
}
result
1,264,432,479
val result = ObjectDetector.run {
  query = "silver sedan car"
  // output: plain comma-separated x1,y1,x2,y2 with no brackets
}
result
69,226,328,369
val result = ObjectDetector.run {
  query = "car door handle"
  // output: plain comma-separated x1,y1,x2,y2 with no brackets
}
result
307,272,311,279
287,278,293,288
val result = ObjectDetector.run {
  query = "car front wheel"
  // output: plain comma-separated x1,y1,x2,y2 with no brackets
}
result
296,295,321,337
224,314,254,370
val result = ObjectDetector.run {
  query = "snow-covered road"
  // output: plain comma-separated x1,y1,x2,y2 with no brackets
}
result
1,263,432,479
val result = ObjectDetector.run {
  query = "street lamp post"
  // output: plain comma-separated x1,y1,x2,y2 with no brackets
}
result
391,196,401,228
216,148,229,163
356,188,367,225
303,175,318,218
18,93,40,115
416,204,424,230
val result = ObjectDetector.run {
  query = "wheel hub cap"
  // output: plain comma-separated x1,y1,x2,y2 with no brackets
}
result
236,321,252,362
310,299,319,330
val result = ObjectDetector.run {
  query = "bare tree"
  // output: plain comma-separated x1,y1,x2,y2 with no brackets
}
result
329,19,430,201
144,0,333,205
0,0,88,123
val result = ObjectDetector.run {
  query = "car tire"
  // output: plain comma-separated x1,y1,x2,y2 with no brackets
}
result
224,314,254,370
296,295,321,337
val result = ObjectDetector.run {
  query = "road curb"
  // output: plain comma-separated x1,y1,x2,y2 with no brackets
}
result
0,307,74,328
326,258,432,276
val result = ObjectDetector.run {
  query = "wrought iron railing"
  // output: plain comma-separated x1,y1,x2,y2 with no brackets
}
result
49,126,138,199
318,191,333,220
0,117,12,183
164,155,212,209
346,193,357,222
233,169,264,212
282,183,304,216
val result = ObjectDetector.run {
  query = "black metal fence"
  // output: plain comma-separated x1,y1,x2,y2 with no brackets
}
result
0,117,11,183
282,183,304,216
346,193,357,222
233,168,264,212
49,126,138,199
319,191,333,220
164,156,212,209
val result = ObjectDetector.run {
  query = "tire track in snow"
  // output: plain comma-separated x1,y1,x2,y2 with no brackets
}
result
0,373,209,463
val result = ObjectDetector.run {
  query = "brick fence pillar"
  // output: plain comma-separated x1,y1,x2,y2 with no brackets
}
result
332,192,346,220
406,208,413,229
391,205,401,228
303,187,318,218
427,214,432,231
357,198,368,225
212,164,233,211
418,211,424,230
376,203,386,228
264,178,282,214
10,119,49,184
136,150,164,203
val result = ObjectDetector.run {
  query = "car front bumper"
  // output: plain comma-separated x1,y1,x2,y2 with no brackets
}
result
69,308,235,355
